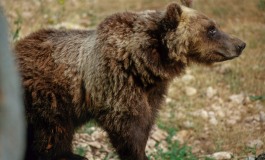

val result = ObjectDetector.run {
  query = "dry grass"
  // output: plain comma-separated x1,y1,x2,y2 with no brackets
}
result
1,0,264,159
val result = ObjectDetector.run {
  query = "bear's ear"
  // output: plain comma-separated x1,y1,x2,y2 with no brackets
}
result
180,0,193,8
162,3,182,30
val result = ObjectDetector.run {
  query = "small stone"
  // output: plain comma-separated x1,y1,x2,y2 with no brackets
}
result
244,116,254,123
243,96,251,104
208,111,218,125
226,119,237,125
176,112,185,119
255,103,264,110
208,111,215,118
234,115,241,121
166,97,173,104
186,69,192,74
85,152,94,159
147,139,156,148
91,130,106,140
212,151,233,160
191,109,208,119
183,120,194,128
246,139,264,149
53,22,85,29
209,117,218,125
229,94,244,104
260,111,265,123
217,110,225,118
87,141,101,149
160,141,169,152
201,110,209,119
193,109,209,119
181,74,195,84
211,104,222,111
185,87,197,96
253,114,261,121
151,129,168,142
206,86,217,98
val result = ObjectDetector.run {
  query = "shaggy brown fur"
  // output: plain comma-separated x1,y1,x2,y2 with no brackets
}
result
15,2,246,160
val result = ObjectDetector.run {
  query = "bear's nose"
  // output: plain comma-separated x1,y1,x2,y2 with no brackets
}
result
236,42,246,54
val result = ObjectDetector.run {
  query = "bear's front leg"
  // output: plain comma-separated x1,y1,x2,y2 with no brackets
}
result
99,110,153,160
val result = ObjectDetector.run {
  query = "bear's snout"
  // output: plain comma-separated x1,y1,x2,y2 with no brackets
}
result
235,41,246,55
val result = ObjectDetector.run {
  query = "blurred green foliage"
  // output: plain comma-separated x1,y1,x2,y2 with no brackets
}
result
258,0,265,11
12,12,22,41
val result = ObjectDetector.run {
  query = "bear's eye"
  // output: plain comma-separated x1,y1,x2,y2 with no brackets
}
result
207,26,217,37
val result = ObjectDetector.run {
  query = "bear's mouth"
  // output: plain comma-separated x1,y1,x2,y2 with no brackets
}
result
214,51,239,61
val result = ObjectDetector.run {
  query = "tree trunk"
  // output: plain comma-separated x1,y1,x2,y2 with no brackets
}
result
0,9,25,160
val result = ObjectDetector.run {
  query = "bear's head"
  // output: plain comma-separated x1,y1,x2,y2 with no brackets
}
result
162,3,246,64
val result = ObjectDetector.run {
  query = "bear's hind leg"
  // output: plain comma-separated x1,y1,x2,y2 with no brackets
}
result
25,121,87,160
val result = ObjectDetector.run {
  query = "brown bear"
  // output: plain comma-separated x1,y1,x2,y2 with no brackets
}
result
15,2,246,160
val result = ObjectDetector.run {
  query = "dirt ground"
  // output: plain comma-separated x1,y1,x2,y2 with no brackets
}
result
1,0,264,159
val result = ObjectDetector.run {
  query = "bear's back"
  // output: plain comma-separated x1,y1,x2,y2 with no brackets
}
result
15,29,95,126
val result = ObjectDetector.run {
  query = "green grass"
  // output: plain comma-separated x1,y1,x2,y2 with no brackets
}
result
148,126,216,160
223,70,242,94
249,94,265,101
243,146,258,157
258,0,265,11
211,7,228,18
74,147,86,157
149,141,196,160
149,127,197,160
78,120,97,134
12,11,22,41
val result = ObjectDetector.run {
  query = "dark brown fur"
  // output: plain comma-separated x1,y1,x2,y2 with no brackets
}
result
15,3,245,160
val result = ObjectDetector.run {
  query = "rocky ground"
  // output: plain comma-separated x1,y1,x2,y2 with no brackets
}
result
73,65,265,160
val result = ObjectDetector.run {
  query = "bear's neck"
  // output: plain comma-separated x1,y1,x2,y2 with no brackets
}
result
94,10,187,88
